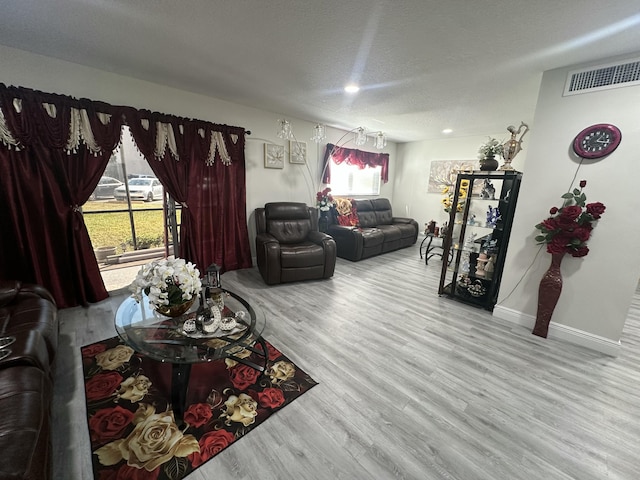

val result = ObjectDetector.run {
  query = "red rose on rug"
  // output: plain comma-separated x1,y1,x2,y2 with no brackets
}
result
229,363,261,390
188,429,236,468
83,343,107,358
86,371,123,401
183,403,213,428
258,387,285,409
89,406,134,444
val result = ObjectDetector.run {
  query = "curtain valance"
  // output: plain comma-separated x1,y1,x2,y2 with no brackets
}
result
321,143,389,184
0,84,244,165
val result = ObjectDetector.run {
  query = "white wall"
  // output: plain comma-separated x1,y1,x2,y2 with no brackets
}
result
0,45,396,255
394,134,528,232
495,54,640,353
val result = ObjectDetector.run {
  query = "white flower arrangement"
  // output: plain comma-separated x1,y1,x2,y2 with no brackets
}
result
478,137,504,159
129,257,202,309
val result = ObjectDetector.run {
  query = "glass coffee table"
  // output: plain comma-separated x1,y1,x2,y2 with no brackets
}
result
115,288,267,426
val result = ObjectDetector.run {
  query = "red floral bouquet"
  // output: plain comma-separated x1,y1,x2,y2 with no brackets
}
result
534,180,605,257
316,187,335,212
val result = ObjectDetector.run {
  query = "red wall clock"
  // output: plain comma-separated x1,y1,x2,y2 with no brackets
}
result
572,123,621,159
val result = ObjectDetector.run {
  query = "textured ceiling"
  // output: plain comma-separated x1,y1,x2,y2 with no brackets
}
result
1,0,639,142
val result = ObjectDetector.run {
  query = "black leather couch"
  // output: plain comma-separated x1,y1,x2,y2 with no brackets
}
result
0,281,58,480
255,202,337,285
327,198,419,261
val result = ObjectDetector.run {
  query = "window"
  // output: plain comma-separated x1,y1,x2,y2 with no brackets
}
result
322,143,388,195
83,126,179,257
328,160,381,196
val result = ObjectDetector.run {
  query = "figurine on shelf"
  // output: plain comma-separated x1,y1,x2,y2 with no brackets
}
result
461,252,470,273
457,274,472,293
486,206,500,228
426,220,436,235
463,232,477,251
468,214,476,226
475,253,488,277
483,238,498,255
467,280,487,298
481,179,496,200
484,255,496,280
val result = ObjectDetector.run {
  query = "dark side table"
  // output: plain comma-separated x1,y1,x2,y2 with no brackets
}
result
419,233,445,265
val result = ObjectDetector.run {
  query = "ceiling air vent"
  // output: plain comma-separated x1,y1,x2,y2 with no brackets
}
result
563,58,640,96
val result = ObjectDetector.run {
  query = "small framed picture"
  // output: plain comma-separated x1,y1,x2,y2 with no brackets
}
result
264,144,285,169
289,140,307,164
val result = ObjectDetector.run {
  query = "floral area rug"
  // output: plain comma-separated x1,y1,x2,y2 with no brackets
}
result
81,335,317,480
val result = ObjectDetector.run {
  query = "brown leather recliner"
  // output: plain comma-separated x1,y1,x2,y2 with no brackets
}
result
255,202,337,285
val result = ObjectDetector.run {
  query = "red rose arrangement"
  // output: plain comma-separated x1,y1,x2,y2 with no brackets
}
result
534,180,605,257
316,187,336,212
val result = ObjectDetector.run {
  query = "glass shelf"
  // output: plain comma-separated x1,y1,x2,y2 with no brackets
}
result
452,245,480,253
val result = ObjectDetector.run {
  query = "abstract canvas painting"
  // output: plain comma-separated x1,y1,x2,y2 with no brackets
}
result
428,160,477,193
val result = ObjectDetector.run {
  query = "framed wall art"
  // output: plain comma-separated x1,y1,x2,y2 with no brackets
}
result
264,143,285,169
289,140,307,164
428,160,477,193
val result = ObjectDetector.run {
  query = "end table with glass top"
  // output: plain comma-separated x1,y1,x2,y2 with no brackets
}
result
115,289,267,427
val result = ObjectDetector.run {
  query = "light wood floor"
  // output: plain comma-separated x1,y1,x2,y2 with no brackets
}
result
53,244,640,480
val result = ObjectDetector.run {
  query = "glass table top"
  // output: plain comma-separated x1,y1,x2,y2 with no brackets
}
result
115,289,266,364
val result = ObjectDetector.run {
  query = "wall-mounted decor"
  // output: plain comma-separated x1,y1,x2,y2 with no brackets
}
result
290,140,307,164
264,143,285,169
428,160,476,193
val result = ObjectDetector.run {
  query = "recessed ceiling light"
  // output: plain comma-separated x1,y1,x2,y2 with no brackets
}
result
344,84,360,93
442,128,453,134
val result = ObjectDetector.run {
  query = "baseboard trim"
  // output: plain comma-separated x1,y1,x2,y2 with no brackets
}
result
492,306,621,357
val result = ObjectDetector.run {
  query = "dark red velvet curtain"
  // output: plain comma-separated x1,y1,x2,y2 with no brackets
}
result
127,111,251,273
0,84,251,308
0,85,124,307
321,143,389,184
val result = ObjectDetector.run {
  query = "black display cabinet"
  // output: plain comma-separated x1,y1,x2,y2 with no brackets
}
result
438,171,522,310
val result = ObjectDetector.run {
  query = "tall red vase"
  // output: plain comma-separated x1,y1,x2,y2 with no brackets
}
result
533,252,565,338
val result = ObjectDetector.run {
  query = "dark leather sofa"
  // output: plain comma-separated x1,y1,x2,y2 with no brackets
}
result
327,198,419,261
255,202,337,285
0,281,58,480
